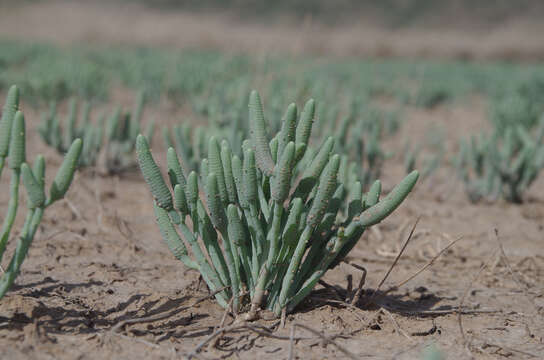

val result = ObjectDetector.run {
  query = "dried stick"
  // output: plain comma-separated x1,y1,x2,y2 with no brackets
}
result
473,335,540,358
347,263,367,305
288,322,296,360
380,307,414,342
64,196,83,220
393,235,464,289
186,321,355,359
457,247,498,344
291,323,360,360
493,229,539,314
365,217,420,307
42,230,87,242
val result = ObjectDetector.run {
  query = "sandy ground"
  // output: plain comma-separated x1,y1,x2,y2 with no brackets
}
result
0,1,543,359
1,1,544,61
0,92,542,359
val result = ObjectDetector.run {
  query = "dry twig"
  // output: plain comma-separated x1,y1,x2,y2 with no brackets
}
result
493,229,539,314
457,247,499,346
380,307,414,342
365,217,420,307
185,321,356,359
347,263,367,305
393,235,464,289
290,323,360,360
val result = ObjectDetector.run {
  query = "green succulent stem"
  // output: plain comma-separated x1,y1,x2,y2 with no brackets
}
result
0,170,20,262
195,200,231,289
0,88,82,301
277,225,313,310
138,91,419,317
177,220,229,307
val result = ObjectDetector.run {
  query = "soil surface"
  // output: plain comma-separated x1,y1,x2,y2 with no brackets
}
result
0,93,542,359
0,2,544,359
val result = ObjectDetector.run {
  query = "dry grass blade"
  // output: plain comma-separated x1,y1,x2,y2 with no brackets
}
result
218,297,234,329
393,235,464,289
346,262,367,305
64,196,83,220
474,335,540,358
380,307,414,342
185,321,358,359
365,216,420,307
42,230,87,242
318,279,344,301
210,296,234,349
186,321,316,359
457,246,499,345
288,322,296,360
493,229,540,314
384,307,499,316
292,323,360,360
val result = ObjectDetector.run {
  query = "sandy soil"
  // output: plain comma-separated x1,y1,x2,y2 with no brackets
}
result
0,1,543,359
1,1,544,61
0,92,542,359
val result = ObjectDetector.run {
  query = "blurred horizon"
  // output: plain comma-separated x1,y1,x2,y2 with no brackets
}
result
1,0,544,61
123,0,544,28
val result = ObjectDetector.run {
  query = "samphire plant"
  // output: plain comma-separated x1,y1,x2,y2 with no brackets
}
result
38,92,154,174
0,85,82,300
403,142,443,181
137,90,419,318
164,95,399,190
457,121,544,203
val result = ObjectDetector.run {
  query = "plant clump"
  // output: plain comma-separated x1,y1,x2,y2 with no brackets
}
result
38,92,154,174
457,119,544,203
138,90,418,318
0,85,82,300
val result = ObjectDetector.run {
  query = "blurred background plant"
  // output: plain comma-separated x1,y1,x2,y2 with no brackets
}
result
456,119,544,203
38,92,155,174
0,85,82,300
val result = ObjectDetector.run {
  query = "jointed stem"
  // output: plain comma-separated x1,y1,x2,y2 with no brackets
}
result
250,201,283,313
178,221,229,308
0,169,20,262
241,207,260,286
248,203,266,266
0,208,43,299
277,225,313,312
219,232,241,312
195,201,230,288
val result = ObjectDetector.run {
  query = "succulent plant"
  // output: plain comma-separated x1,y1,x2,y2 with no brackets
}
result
403,142,442,181
457,120,544,203
0,85,82,300
333,114,386,189
164,96,396,191
38,92,154,174
138,90,418,317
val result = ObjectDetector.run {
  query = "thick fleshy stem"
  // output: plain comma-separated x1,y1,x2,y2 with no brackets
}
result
0,209,40,298
177,220,229,307
248,201,284,317
0,170,20,262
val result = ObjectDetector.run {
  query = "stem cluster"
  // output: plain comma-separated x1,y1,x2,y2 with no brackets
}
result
0,85,82,299
138,90,418,316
